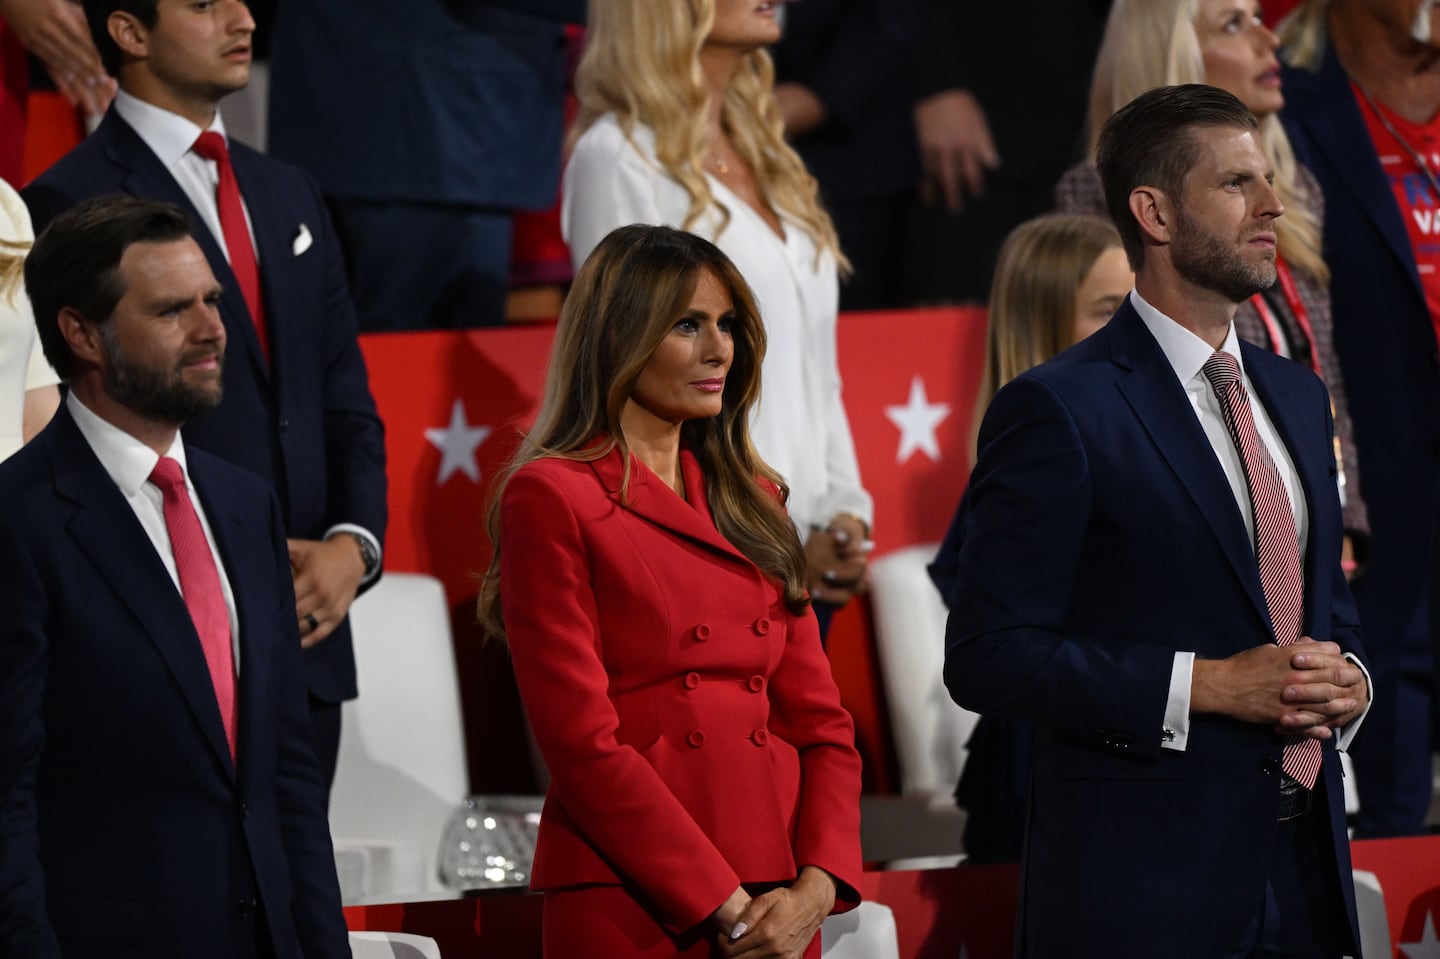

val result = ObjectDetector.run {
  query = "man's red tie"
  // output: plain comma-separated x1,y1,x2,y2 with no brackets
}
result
149,457,237,760
191,131,267,361
1201,351,1322,790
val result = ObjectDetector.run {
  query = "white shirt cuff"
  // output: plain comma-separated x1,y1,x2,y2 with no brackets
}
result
1162,651,1195,751
1335,652,1372,752
325,523,382,586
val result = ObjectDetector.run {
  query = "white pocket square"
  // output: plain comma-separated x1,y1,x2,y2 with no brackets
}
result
292,223,313,256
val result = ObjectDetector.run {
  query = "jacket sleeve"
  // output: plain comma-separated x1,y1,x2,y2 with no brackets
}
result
499,466,742,932
763,609,864,912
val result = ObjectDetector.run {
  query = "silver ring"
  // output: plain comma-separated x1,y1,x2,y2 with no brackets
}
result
304,613,319,632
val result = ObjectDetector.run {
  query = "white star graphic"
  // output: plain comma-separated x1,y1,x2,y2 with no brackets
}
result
424,399,492,484
1402,911,1440,959
884,375,951,464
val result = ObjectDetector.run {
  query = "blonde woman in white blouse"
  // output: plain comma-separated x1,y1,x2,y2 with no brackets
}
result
563,0,873,627
0,179,59,460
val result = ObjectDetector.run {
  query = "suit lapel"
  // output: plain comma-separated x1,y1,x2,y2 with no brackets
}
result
589,446,749,564
1284,49,1425,305
189,453,274,777
1108,305,1273,630
47,407,236,778
99,111,271,383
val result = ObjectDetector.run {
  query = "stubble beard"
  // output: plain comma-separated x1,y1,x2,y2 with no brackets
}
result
1170,205,1277,304
100,326,224,425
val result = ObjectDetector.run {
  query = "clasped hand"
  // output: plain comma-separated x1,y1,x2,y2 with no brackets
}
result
1193,637,1369,739
711,867,836,959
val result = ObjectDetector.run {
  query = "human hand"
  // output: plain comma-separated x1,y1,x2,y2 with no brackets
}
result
804,516,869,607
0,0,116,118
914,88,999,213
712,886,753,934
717,868,836,958
774,82,827,138
288,536,366,648
1190,640,1359,737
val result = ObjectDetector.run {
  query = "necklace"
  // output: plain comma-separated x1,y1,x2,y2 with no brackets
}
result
1354,81,1440,202
708,153,731,176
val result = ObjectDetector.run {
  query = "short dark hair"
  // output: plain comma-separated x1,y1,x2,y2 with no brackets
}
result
25,195,192,379
1096,83,1260,268
82,0,159,76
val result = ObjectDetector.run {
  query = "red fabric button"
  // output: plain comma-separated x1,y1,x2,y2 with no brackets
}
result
750,729,769,746
747,675,764,693
693,623,711,642
753,617,771,635
684,672,700,689
687,730,706,748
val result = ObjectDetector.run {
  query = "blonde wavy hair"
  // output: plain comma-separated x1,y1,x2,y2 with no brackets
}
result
477,225,809,642
571,0,846,270
972,215,1122,457
1086,0,1329,284
1276,0,1330,72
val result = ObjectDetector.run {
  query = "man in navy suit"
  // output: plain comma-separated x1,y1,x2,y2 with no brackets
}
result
24,0,388,786
0,196,348,957
1278,0,1440,840
267,0,585,330
945,85,1369,958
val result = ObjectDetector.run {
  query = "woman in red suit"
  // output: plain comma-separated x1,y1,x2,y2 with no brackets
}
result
479,224,863,958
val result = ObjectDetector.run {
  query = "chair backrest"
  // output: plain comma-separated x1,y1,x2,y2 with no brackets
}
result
330,573,467,899
867,544,980,799
348,931,444,959
821,901,900,959
1352,869,1390,959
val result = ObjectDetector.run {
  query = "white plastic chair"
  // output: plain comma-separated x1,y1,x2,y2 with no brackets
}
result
868,544,981,802
348,931,443,959
821,901,901,959
1351,869,1390,959
329,573,468,901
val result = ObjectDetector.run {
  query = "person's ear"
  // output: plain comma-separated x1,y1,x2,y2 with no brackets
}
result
109,11,150,62
1129,186,1173,247
58,308,105,369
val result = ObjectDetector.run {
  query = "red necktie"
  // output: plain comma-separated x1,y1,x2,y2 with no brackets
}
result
149,457,237,760
1202,351,1322,790
191,131,268,362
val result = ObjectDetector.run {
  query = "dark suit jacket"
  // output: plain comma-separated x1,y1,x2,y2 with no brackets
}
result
267,0,583,210
23,110,388,704
1281,45,1440,673
499,448,863,934
0,405,348,958
944,301,1364,957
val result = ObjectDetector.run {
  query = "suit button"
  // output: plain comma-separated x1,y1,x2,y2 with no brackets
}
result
750,729,769,746
684,672,700,690
693,623,711,642
1261,757,1279,775
753,617,771,635
236,897,257,918
278,417,291,431
687,730,706,748
747,675,765,693
240,802,249,817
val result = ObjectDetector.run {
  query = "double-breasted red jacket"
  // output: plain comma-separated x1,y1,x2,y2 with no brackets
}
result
499,446,864,933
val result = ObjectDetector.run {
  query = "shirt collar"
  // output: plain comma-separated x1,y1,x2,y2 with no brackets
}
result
113,88,228,171
1129,288,1244,386
67,392,189,498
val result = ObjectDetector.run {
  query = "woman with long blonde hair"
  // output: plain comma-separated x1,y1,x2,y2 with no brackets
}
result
563,0,872,635
479,225,862,959
1056,0,1368,562
0,179,59,460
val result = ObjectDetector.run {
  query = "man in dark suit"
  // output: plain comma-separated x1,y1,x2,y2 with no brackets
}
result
0,196,348,958
1278,0,1440,840
23,0,388,785
945,85,1369,958
267,0,585,330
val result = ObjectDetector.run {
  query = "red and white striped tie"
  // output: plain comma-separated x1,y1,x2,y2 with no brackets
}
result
1202,351,1322,790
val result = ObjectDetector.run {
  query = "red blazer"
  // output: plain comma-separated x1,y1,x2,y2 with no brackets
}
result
499,446,863,933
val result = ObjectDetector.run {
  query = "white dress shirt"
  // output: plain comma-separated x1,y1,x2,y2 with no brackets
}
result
562,115,873,537
67,392,241,668
1131,290,1368,751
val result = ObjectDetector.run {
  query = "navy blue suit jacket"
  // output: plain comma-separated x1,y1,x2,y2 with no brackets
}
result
0,405,348,958
1281,46,1440,672
944,302,1364,957
23,110,388,704
267,0,582,209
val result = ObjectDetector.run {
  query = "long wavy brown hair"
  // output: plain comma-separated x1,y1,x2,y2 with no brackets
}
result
477,225,809,641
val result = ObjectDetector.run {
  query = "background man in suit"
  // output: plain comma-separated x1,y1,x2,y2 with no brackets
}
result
0,196,348,958
1278,0,1440,840
23,0,388,785
267,0,585,330
944,85,1369,958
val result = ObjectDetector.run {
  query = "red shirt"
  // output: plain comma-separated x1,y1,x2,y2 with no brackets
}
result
1354,82,1440,346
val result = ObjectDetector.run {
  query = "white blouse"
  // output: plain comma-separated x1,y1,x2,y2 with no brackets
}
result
0,179,60,462
563,115,873,538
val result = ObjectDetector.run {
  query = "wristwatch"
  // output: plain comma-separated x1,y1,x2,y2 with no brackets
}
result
335,531,380,580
